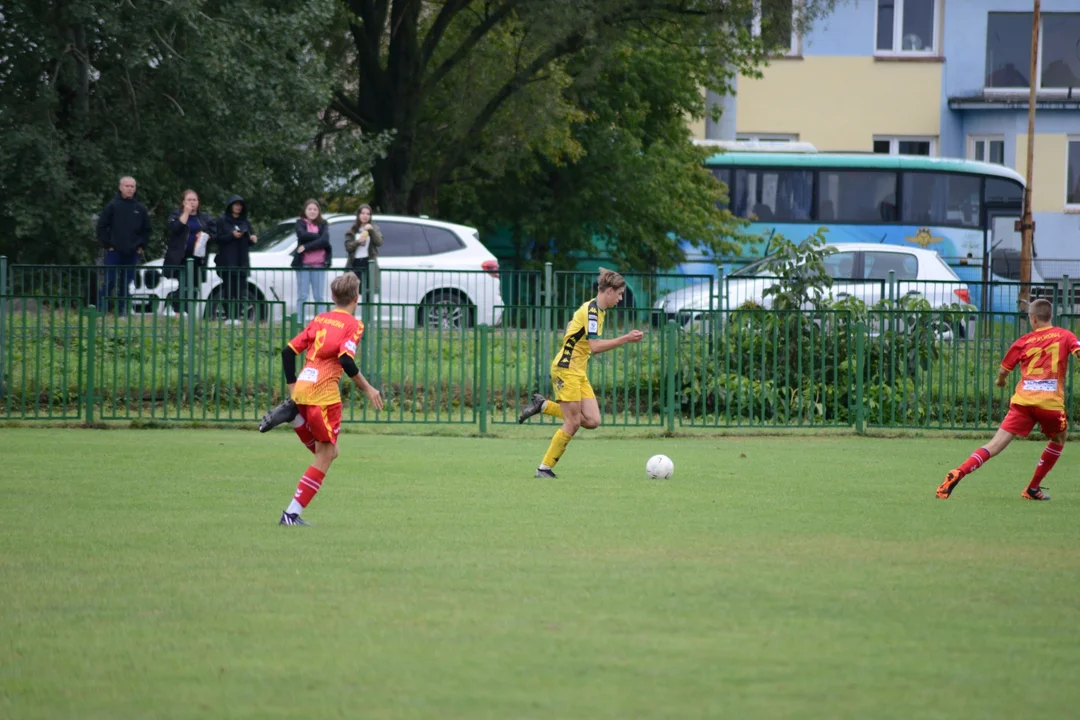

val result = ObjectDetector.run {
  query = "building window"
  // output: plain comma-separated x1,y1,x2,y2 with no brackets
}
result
735,133,799,142
873,136,936,156
1068,139,1080,208
751,0,800,57
968,136,1005,165
986,12,1080,91
876,0,938,55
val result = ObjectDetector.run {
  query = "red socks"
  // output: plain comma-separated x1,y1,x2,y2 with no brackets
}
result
956,447,991,478
1029,442,1063,490
292,466,325,508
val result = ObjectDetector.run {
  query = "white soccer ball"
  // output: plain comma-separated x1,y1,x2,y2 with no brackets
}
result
645,454,674,479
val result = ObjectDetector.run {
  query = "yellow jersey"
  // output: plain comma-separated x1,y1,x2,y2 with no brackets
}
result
551,299,605,375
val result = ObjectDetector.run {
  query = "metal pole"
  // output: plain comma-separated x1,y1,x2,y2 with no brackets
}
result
1019,0,1041,307
0,255,7,400
542,262,553,391
665,320,677,433
477,325,489,434
184,257,197,412
85,306,97,425
855,320,865,434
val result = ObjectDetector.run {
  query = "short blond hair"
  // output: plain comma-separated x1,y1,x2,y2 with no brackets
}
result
331,273,360,306
597,267,626,292
1029,298,1053,323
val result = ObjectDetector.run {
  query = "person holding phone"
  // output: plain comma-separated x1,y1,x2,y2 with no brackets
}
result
213,194,258,322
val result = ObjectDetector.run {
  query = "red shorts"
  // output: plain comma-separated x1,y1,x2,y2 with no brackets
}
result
298,403,342,444
1000,404,1068,438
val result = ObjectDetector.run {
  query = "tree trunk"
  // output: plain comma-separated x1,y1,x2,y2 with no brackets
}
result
369,0,424,214
371,145,413,213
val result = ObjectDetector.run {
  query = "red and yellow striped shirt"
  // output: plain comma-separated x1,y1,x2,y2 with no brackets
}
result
287,309,364,407
1001,326,1080,411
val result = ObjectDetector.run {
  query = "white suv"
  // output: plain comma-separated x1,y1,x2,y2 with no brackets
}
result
130,214,503,328
655,243,972,324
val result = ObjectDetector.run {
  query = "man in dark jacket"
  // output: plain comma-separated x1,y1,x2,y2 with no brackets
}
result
213,194,258,320
96,176,151,314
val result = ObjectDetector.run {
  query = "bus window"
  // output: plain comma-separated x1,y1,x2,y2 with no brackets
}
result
710,168,731,210
902,172,982,228
733,169,813,221
817,171,899,223
985,177,1023,206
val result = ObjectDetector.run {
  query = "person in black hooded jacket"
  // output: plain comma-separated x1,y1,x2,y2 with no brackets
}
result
213,194,258,320
163,189,213,315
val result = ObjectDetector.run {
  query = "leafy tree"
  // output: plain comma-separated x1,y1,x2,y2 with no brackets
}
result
0,0,387,264
438,32,753,270
759,229,836,310
330,0,837,219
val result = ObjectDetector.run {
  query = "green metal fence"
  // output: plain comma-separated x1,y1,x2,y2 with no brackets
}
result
6,255,1080,432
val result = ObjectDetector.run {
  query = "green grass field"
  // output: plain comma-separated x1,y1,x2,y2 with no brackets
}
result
3,428,1080,719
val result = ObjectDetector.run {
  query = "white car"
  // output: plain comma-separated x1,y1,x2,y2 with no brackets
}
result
130,214,504,328
655,243,973,325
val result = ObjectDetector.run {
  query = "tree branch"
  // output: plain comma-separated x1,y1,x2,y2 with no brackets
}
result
162,93,185,116
433,30,589,183
419,0,472,66
122,67,141,131
422,0,522,93
152,27,185,61
331,92,375,128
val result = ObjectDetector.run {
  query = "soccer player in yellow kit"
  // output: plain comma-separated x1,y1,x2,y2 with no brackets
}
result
518,268,643,477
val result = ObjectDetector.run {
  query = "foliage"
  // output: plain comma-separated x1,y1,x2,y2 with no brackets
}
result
758,229,836,310
0,0,388,265
329,0,839,264
673,293,983,425
438,33,753,271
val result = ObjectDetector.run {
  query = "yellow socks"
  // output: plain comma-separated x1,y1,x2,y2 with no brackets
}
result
541,401,564,419
541,429,573,468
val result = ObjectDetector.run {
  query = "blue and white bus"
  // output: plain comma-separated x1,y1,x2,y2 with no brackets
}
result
677,141,1031,311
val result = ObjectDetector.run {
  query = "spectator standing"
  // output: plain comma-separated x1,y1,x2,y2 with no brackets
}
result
95,176,151,314
164,190,213,316
292,199,332,322
213,194,258,322
345,204,383,299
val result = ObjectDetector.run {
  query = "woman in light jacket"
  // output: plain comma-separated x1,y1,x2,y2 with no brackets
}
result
292,199,332,322
344,204,383,299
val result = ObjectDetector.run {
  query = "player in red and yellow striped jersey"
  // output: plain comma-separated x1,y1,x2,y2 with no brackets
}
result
261,273,383,525
938,299,1080,501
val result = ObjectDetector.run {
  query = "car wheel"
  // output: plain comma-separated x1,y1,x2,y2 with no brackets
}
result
418,290,475,330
